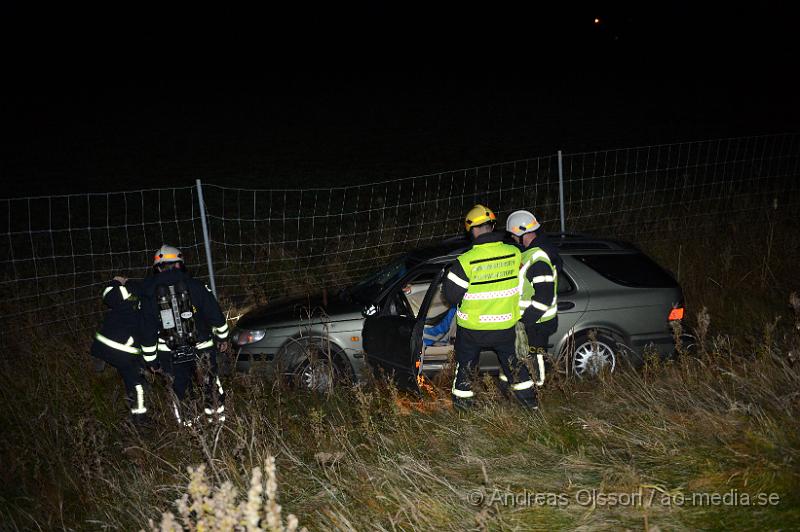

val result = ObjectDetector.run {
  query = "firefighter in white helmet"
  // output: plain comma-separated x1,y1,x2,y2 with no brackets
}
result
442,204,537,409
506,210,561,403
138,244,230,426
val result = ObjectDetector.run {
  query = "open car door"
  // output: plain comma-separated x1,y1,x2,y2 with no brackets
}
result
363,267,447,392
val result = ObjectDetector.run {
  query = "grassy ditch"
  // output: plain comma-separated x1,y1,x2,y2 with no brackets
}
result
1,220,799,531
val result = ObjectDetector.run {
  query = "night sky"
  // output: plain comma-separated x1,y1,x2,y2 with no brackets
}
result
3,3,797,198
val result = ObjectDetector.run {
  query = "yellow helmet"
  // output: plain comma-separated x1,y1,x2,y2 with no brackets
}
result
464,204,496,231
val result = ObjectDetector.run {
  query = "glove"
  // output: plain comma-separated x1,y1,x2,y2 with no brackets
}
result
216,340,231,354
514,322,529,359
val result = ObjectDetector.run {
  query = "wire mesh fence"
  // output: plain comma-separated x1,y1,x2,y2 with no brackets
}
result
1,133,798,343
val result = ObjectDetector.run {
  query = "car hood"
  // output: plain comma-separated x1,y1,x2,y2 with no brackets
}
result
236,294,363,330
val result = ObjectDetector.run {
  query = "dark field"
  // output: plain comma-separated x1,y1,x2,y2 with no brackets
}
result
2,80,800,530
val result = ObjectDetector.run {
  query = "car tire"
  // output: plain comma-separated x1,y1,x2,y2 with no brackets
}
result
293,342,351,392
569,331,618,378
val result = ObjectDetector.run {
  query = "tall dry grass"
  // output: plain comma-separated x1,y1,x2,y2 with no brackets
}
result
1,220,799,531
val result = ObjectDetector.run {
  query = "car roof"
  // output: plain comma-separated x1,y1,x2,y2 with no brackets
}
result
410,232,641,266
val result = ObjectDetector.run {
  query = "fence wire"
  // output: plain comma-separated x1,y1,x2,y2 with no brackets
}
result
1,133,798,342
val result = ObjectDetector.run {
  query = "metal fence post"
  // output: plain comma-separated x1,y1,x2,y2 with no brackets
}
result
558,150,566,234
195,179,218,297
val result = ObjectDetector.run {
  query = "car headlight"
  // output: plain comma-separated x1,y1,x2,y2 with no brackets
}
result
234,329,266,346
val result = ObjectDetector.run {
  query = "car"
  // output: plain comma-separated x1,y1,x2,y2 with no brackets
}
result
229,233,684,391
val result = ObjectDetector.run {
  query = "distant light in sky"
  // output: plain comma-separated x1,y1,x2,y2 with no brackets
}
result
594,17,600,24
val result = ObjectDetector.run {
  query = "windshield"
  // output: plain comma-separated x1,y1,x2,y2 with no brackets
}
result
347,255,409,303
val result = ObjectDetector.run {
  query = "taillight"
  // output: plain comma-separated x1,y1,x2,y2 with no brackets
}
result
668,307,684,321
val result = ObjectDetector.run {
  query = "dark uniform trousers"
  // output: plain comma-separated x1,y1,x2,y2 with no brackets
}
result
525,316,558,352
453,326,536,408
159,345,225,422
90,342,147,418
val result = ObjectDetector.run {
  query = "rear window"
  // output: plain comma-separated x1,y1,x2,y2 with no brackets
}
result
576,253,677,288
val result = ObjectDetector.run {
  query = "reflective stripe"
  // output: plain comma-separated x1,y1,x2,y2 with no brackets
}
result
158,344,172,352
511,380,534,391
527,249,550,264
462,287,518,300
119,286,131,300
95,333,141,354
216,377,224,395
143,353,158,362
519,300,554,311
536,353,546,386
517,260,533,303
518,261,531,287
456,310,469,321
204,405,225,415
142,344,157,353
447,271,469,289
452,363,476,398
451,387,475,398
540,307,557,318
530,301,550,311
205,284,213,292
102,286,113,298
478,313,514,323
212,324,229,339
131,384,147,414
519,246,558,323
498,373,509,382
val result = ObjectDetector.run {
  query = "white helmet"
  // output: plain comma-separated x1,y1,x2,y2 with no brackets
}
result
505,210,540,236
153,244,184,266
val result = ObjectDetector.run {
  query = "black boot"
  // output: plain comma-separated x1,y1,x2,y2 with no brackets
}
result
514,390,539,410
452,395,475,411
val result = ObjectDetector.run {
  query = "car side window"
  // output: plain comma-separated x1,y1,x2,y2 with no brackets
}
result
419,272,452,322
558,272,575,295
384,268,442,318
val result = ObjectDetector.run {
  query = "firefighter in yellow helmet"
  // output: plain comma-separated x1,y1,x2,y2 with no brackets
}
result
442,205,537,409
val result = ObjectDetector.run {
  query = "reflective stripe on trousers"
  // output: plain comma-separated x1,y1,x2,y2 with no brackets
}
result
131,384,147,414
451,363,475,398
497,373,534,390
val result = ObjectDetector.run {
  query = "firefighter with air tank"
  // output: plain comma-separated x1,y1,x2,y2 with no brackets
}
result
138,245,230,426
442,204,537,410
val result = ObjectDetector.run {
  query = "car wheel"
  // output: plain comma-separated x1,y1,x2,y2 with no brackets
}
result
570,332,617,378
298,357,340,391
294,344,349,392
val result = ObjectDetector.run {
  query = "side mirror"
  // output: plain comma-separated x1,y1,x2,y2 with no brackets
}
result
362,304,379,318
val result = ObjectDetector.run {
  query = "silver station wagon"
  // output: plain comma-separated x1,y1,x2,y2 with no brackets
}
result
230,234,684,391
